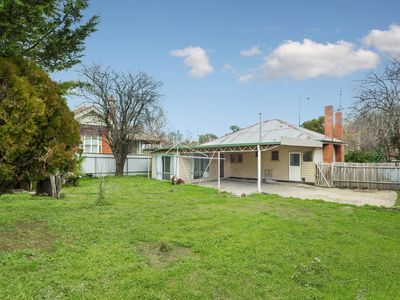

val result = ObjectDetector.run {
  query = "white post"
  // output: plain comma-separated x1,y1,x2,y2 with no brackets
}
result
175,156,179,178
217,151,221,192
176,148,180,178
257,145,261,193
147,155,151,178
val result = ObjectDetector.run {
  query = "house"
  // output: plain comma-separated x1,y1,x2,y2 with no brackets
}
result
150,106,344,188
73,106,161,154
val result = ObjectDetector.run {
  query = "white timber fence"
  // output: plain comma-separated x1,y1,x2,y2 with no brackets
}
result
81,154,150,176
316,162,400,190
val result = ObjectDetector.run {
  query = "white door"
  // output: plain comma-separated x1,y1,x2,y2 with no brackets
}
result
289,152,301,181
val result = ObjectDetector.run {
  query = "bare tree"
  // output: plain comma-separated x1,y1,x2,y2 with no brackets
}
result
163,129,195,146
352,58,400,161
80,64,162,175
344,117,379,152
142,105,168,139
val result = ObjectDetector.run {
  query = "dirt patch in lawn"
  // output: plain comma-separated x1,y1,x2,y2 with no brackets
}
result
0,220,58,252
136,242,192,269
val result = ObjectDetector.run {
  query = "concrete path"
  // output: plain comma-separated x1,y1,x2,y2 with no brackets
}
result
198,179,397,207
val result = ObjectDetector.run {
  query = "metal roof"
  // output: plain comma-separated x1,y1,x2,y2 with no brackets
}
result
201,119,343,147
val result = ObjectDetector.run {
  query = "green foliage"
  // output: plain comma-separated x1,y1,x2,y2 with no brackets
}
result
345,150,376,163
0,0,99,71
198,133,218,144
58,80,82,96
0,57,81,187
301,116,324,134
229,125,240,132
395,191,400,207
292,257,328,288
1,176,400,298
372,148,383,162
94,177,106,206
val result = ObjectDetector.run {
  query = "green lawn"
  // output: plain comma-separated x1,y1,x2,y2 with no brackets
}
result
1,177,400,299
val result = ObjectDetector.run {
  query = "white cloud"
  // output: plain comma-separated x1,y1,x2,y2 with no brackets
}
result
238,73,257,83
363,24,400,56
170,46,213,77
240,39,379,81
240,44,262,57
222,63,238,75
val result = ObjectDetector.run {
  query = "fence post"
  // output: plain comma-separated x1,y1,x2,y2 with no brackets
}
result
94,156,97,177
126,158,129,176
147,156,151,178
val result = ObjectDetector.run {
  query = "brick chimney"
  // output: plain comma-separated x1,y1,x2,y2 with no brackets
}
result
334,111,344,162
334,111,343,140
324,106,333,138
323,106,334,163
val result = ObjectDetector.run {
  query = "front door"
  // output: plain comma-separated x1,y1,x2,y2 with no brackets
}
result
162,156,171,180
289,152,301,181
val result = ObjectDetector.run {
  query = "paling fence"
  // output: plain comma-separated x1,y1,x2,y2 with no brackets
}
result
316,162,400,190
81,154,150,176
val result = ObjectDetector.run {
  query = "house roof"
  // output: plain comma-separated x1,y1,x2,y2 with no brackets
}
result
133,133,162,143
73,105,161,143
72,105,92,115
73,105,98,120
201,119,343,148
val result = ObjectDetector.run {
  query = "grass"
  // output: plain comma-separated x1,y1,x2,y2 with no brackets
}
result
1,176,400,299
395,190,400,207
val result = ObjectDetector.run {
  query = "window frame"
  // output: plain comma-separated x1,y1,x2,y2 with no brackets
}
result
271,150,279,161
303,150,313,162
83,136,102,153
231,153,243,164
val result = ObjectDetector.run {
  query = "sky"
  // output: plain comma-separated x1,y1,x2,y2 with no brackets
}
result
54,0,400,137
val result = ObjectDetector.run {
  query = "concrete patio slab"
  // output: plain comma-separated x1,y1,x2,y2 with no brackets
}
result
198,179,397,207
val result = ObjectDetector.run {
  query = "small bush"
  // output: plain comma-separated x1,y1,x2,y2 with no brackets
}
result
64,172,81,186
94,177,106,206
345,150,378,163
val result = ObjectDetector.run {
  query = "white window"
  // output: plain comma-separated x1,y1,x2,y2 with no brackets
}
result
83,136,102,153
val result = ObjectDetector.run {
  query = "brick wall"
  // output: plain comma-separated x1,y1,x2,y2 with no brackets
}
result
323,106,334,162
102,135,112,154
334,111,344,162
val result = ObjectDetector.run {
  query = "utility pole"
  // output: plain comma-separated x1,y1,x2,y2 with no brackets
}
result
257,112,262,193
298,96,310,126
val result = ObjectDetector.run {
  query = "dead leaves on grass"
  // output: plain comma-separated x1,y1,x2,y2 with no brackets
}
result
136,242,192,269
0,220,58,252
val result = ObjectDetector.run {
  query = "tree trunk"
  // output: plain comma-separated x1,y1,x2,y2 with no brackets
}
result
115,154,126,176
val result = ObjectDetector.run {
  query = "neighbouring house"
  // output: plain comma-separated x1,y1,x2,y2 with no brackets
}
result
150,105,345,186
74,105,162,154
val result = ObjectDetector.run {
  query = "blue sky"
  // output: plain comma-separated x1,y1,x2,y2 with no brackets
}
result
54,0,400,137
